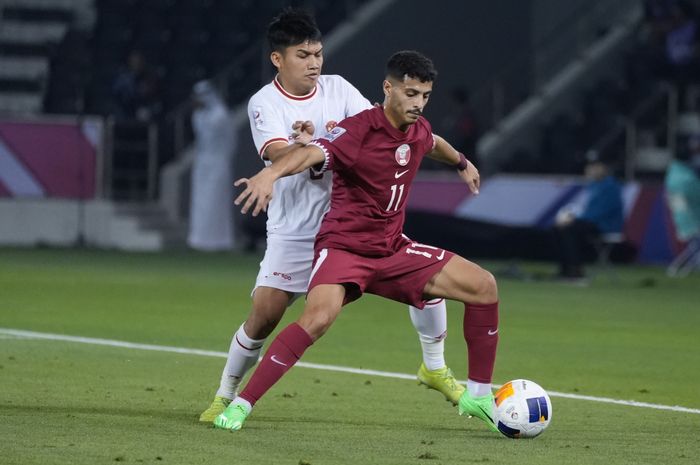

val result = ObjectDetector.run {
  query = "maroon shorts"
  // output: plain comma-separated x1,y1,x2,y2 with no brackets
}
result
308,239,455,308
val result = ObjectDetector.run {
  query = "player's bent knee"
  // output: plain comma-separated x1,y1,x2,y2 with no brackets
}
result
473,270,498,304
300,315,334,340
297,305,340,341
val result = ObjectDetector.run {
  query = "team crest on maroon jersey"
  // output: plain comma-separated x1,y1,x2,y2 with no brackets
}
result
395,144,411,166
325,120,337,132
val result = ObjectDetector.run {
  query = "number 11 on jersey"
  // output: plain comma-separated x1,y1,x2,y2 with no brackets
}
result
386,183,405,211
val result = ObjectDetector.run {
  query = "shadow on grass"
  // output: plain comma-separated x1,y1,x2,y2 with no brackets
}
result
250,414,499,438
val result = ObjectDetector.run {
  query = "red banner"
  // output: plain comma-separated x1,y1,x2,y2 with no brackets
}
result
0,117,102,199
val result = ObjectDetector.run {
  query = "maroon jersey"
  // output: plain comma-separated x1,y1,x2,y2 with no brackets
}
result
309,106,435,257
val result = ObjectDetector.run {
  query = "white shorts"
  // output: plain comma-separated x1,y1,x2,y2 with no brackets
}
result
253,237,315,301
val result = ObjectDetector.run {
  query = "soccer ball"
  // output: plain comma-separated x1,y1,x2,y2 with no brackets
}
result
493,379,552,439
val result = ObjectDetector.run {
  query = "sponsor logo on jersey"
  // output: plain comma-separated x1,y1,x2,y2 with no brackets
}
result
253,106,264,129
323,126,346,142
273,271,292,281
395,144,411,166
325,120,338,132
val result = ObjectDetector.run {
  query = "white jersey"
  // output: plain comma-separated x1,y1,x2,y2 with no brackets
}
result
248,74,371,240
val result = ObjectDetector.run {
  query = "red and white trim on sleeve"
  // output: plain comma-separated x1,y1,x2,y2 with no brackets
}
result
273,76,318,101
259,137,289,159
431,133,437,151
308,141,330,174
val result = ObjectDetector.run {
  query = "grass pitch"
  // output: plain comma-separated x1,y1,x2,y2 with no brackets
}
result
1,248,698,465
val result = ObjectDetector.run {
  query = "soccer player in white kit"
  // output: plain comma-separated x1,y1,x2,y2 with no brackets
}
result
199,7,464,422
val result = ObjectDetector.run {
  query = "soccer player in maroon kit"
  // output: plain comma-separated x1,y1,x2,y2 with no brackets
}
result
215,50,500,433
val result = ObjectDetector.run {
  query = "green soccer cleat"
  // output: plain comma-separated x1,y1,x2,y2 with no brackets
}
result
458,390,499,433
213,403,250,431
198,396,231,423
417,363,466,405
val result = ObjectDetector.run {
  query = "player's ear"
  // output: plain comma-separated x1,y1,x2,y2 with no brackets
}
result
382,79,392,97
270,51,282,69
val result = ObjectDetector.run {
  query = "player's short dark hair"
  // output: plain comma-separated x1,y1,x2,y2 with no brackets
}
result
386,50,438,83
267,7,322,52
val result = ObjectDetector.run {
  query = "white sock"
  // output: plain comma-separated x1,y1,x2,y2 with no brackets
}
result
409,299,447,371
231,397,252,413
467,379,492,397
215,323,265,399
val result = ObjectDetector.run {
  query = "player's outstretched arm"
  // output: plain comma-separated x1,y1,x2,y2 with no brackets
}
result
428,134,480,195
264,120,316,162
234,144,326,216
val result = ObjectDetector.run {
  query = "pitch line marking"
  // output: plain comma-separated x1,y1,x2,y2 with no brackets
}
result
2,327,699,415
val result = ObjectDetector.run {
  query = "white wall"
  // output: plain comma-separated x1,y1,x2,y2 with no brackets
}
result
0,199,161,251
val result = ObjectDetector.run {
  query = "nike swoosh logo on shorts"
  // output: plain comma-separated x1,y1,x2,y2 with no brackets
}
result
488,329,498,336
270,355,288,366
395,169,409,178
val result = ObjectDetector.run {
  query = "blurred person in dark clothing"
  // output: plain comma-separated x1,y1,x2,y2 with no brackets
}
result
111,50,162,121
441,87,479,165
553,152,624,280
653,1,700,107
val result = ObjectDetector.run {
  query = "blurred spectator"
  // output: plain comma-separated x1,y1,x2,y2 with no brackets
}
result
643,0,677,42
441,87,480,163
666,3,698,66
553,151,624,280
651,1,700,107
686,133,700,171
665,140,700,275
188,80,236,251
111,50,162,121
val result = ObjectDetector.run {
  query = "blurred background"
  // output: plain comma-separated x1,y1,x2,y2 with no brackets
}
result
1,0,699,275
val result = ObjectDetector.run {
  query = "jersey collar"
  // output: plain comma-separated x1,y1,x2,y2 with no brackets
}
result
273,75,318,101
373,106,413,140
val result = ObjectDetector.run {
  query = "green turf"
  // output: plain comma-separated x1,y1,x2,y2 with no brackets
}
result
1,248,699,465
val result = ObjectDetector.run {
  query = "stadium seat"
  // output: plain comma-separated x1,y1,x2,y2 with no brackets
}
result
593,232,625,281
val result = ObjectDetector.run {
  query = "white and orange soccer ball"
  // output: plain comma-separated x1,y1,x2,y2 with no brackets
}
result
493,379,552,439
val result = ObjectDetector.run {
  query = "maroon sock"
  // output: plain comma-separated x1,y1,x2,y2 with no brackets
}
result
463,302,499,383
239,323,313,406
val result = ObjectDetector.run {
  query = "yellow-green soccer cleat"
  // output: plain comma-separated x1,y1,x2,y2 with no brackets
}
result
198,396,231,423
213,403,250,431
458,390,499,433
417,363,466,405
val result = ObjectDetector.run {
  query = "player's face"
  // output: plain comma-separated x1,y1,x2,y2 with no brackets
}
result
383,77,433,130
271,41,323,96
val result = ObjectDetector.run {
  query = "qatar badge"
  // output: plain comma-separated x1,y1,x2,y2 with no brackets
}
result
252,105,264,129
395,144,411,166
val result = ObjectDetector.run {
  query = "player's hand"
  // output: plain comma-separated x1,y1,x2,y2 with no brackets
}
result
291,120,315,145
458,159,480,194
233,168,277,216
